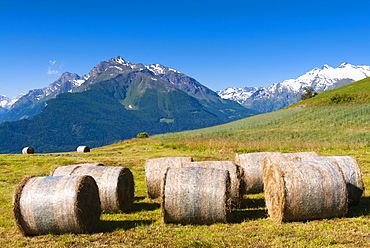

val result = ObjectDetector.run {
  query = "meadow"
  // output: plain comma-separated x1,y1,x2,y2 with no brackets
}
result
0,80,369,247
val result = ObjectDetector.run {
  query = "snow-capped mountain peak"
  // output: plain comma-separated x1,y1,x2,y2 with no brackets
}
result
218,62,370,113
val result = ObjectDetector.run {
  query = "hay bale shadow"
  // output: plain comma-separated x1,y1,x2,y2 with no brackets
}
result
346,196,370,218
230,197,267,223
129,197,160,213
239,197,266,209
231,209,268,223
98,220,154,232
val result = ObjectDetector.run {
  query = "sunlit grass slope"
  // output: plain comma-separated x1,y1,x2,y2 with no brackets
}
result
149,77,370,152
0,78,369,247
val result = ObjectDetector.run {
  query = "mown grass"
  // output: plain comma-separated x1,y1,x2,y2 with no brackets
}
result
1,95,370,247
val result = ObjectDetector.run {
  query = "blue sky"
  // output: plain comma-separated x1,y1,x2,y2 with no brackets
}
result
1,0,370,98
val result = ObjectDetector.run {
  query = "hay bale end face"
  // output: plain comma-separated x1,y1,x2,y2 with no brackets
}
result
263,160,348,222
162,167,231,224
235,152,281,194
52,164,134,213
145,157,192,199
77,146,90,153
22,147,34,154
314,156,364,206
181,161,242,207
13,175,101,236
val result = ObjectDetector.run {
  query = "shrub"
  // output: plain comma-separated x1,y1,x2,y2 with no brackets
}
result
330,93,355,104
137,132,149,138
300,87,318,101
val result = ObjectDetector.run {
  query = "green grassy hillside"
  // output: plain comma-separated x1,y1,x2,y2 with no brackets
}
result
0,79,369,247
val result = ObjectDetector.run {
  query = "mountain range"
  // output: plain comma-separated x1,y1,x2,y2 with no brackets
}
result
0,56,257,153
217,62,370,113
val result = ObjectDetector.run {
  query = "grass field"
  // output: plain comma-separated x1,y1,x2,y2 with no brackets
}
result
1,80,369,247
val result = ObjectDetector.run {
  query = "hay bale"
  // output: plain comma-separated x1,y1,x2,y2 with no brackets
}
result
282,151,319,160
13,175,101,236
77,146,90,153
181,161,242,207
145,157,192,199
263,160,348,222
52,163,104,176
162,167,231,224
314,156,364,206
235,152,282,194
52,164,134,213
22,147,34,154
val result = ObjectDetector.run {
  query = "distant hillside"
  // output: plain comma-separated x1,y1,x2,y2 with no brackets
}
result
0,57,257,153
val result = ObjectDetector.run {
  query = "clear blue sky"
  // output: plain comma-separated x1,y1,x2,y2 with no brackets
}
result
1,0,370,98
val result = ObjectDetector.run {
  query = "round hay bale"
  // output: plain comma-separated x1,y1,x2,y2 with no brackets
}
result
314,156,364,206
77,146,90,153
263,160,348,222
145,157,192,199
22,147,34,154
52,164,134,213
235,152,282,194
52,163,104,176
13,175,101,236
181,161,242,207
282,151,319,161
162,167,231,224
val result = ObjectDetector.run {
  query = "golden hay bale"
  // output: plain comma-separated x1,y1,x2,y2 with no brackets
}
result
13,175,100,236
145,157,192,199
52,164,134,213
162,167,231,224
263,160,348,222
314,156,364,206
235,152,282,194
181,161,242,207
22,147,34,154
77,146,90,153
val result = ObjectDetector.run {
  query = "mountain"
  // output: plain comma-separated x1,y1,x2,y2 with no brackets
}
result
0,72,86,122
0,95,21,117
218,63,370,113
0,56,258,153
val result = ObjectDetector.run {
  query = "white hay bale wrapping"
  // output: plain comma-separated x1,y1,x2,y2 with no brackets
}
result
162,167,231,224
52,164,134,213
314,156,364,206
263,160,348,222
145,157,192,199
22,147,34,154
13,175,101,236
77,146,90,153
181,161,242,207
235,152,282,194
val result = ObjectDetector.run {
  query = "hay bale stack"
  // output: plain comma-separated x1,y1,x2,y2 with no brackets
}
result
162,167,231,224
181,161,241,207
235,152,282,194
22,147,34,154
263,160,348,222
52,164,134,213
77,146,90,153
13,175,101,236
314,156,364,206
145,157,192,199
